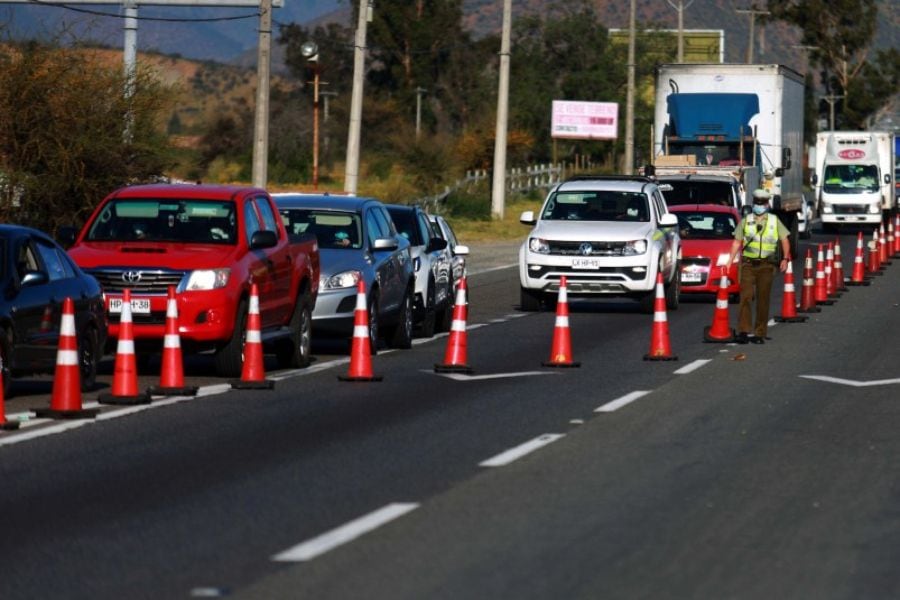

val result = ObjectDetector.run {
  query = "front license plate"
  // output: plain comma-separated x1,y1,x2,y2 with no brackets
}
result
109,298,151,314
572,258,602,269
681,272,702,283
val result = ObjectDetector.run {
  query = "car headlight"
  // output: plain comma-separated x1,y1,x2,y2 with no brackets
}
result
868,203,880,214
322,269,361,290
529,237,550,254
413,256,422,272
622,239,648,255
822,202,833,214
184,269,230,291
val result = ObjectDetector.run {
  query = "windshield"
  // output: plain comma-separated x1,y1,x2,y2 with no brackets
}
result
541,191,649,222
823,164,879,193
86,199,237,244
661,180,736,207
279,208,362,250
675,211,736,240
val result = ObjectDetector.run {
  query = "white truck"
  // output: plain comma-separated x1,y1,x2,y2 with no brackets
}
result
651,63,805,255
811,131,896,230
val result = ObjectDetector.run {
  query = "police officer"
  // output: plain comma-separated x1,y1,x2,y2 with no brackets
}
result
724,188,791,344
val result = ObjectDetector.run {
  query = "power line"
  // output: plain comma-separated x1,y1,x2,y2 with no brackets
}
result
22,0,260,22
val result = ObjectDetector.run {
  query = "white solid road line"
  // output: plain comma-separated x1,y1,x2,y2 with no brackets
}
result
674,359,712,375
799,375,900,387
272,503,420,562
479,433,565,467
595,390,651,413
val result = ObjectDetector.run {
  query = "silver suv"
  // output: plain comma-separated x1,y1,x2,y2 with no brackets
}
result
519,176,682,312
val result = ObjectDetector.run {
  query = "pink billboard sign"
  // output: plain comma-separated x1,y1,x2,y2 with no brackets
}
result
551,101,619,140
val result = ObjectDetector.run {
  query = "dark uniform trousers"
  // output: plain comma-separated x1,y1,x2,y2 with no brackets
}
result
739,258,776,337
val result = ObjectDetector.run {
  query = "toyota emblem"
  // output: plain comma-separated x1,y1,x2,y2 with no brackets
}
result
579,242,593,256
122,270,142,284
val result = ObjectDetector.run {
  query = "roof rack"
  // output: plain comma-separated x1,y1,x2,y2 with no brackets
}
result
563,174,654,183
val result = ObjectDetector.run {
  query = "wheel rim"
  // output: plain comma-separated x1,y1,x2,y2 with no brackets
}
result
368,295,378,346
80,331,96,382
299,307,311,361
403,294,413,338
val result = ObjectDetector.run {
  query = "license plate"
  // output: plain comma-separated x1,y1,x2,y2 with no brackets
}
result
681,272,702,283
572,258,602,269
109,298,151,314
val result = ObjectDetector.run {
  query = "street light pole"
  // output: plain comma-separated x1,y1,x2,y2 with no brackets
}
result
490,0,512,221
301,41,321,190
344,0,372,195
251,0,273,188
823,94,844,130
624,0,636,174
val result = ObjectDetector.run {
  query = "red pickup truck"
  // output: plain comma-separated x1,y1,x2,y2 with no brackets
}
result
65,183,319,377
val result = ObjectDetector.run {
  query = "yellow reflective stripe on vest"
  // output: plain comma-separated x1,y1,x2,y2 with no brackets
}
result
742,216,778,258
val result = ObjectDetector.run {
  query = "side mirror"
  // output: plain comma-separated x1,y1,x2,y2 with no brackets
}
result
775,168,784,177
250,230,277,249
373,237,399,251
426,237,448,253
885,173,892,184
811,173,818,185
453,244,470,256
520,210,536,225
57,226,78,247
659,213,678,228
21,271,49,287
781,147,792,170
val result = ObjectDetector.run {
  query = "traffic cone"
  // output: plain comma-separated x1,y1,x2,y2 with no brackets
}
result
879,223,890,265
814,244,834,305
894,214,900,256
703,273,735,342
0,370,20,431
233,283,276,389
846,231,871,286
824,242,838,299
338,280,383,382
774,260,808,323
542,277,580,367
644,273,677,361
888,220,896,261
435,276,473,373
148,286,198,396
798,249,822,312
833,238,847,292
99,289,151,404
33,297,98,419
868,232,883,276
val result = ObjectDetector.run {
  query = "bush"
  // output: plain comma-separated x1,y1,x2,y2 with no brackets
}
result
445,182,491,221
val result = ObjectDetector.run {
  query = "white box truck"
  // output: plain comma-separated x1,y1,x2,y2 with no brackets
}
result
651,63,805,255
811,131,896,230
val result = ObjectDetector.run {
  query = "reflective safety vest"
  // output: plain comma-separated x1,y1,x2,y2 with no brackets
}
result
742,215,779,259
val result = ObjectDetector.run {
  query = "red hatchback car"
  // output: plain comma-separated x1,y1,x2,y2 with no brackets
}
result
669,204,741,297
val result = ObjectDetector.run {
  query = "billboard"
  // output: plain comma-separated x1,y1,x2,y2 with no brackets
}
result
551,101,619,140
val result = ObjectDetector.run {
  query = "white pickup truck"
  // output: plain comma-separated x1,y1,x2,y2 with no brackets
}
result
519,176,682,313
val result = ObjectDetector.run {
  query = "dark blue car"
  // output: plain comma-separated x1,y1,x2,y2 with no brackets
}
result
0,225,107,396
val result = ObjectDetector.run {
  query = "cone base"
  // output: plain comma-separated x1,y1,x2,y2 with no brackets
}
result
703,326,735,343
147,385,199,397
98,392,151,405
798,306,822,312
338,373,383,382
33,407,99,419
434,364,473,374
231,379,276,390
1,421,21,430
774,315,808,323
643,354,678,361
845,280,871,286
542,360,581,368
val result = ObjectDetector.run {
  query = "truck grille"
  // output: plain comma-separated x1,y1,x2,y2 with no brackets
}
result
549,241,628,256
87,268,186,294
833,205,868,215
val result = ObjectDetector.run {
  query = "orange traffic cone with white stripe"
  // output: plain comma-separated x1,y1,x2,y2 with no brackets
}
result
0,370,20,431
542,277,580,367
644,273,677,361
868,231,883,276
879,223,890,265
233,283,275,389
100,289,151,404
798,249,821,312
435,276,473,374
774,260,807,323
888,220,896,261
814,244,834,305
894,214,900,256
825,242,838,299
703,273,735,342
148,286,198,396
833,238,847,292
33,297,98,419
846,231,871,286
339,280,383,382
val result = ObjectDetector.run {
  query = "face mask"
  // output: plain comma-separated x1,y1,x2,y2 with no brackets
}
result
752,204,768,215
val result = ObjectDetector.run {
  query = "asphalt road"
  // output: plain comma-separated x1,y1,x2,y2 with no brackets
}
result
2,227,900,599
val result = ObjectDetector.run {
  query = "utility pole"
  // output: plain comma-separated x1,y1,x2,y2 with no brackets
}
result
251,0,273,188
736,6,770,64
415,87,427,141
624,0,636,174
490,0,512,220
823,94,844,131
344,0,372,195
665,0,694,63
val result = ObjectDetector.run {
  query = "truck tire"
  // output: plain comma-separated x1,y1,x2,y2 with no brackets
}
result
214,299,247,378
388,287,413,349
276,292,312,369
78,325,100,392
520,287,542,311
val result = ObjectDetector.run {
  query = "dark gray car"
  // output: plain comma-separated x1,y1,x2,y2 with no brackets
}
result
274,194,415,352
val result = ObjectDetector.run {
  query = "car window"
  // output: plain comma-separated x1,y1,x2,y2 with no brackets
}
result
244,201,261,245
279,208,362,249
676,211,736,240
661,180,737,207
540,191,649,222
416,212,433,244
34,240,69,281
389,208,419,244
15,241,39,279
86,199,237,244
254,196,279,235
372,208,395,239
366,209,386,247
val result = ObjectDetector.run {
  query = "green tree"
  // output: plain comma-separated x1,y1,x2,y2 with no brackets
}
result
0,41,176,233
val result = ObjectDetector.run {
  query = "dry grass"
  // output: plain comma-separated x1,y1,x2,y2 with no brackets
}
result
447,196,544,243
